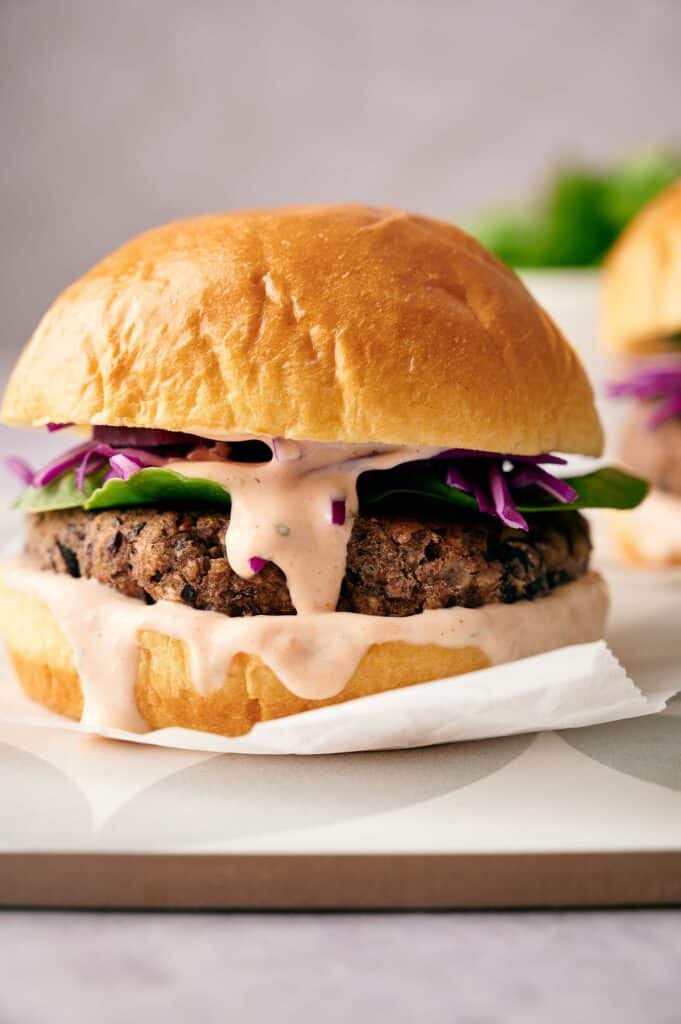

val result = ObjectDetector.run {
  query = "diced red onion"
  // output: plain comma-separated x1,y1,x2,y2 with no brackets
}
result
248,556,267,574
3,456,34,485
46,422,74,432
331,499,346,525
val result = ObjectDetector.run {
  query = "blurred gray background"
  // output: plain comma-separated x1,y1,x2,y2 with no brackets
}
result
1,0,680,462
2,5,681,1008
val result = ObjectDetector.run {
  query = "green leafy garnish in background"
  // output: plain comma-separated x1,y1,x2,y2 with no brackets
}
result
470,150,681,268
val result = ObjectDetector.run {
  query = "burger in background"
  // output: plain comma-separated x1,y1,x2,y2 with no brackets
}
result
602,182,681,567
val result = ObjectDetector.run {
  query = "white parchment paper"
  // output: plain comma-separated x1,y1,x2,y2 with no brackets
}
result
0,639,667,755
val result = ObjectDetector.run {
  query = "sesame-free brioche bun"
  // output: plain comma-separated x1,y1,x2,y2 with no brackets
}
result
1,204,603,456
0,572,607,736
602,181,681,355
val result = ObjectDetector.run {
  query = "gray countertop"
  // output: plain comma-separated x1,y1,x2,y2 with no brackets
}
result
1,909,679,1023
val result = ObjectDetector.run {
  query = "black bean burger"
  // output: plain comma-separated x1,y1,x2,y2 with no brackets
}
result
0,205,645,735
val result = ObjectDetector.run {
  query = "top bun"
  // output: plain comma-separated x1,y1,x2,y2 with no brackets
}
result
602,181,681,355
1,204,602,455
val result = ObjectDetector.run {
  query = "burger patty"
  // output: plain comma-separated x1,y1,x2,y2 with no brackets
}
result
25,506,591,617
621,402,681,497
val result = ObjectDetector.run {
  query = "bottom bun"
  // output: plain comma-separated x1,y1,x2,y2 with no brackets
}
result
607,489,681,568
0,569,607,737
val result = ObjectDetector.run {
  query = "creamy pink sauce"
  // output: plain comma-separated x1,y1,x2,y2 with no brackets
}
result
165,441,439,614
1,557,608,733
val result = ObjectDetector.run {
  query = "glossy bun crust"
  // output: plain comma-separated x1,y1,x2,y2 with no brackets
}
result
2,204,602,455
602,181,681,354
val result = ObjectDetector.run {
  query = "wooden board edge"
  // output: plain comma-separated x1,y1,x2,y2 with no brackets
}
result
1,851,680,909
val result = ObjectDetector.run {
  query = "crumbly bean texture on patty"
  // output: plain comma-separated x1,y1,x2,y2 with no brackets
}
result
25,506,591,617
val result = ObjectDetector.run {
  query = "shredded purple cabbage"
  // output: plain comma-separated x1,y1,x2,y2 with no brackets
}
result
4,426,577,532
11,429,210,494
510,464,577,504
74,443,166,489
32,441,99,488
444,452,574,529
108,450,166,481
488,463,528,530
607,359,681,429
3,456,34,485
445,463,495,516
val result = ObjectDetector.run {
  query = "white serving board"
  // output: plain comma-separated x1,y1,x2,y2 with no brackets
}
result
1,272,680,907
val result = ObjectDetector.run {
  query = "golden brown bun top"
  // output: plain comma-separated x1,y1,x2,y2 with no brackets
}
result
602,181,681,355
1,204,603,454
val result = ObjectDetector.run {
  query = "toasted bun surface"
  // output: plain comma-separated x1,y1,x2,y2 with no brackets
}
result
0,571,607,736
1,204,602,455
602,181,681,354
